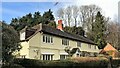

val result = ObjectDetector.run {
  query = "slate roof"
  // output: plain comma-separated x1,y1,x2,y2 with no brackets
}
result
22,23,96,45
25,29,36,39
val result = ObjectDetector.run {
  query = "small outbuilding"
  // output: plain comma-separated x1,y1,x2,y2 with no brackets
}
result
99,43,118,58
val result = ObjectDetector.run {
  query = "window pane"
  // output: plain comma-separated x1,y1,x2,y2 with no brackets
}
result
43,55,45,60
67,40,69,45
64,40,66,45
60,55,65,60
63,39,64,45
65,40,67,45
80,42,81,47
46,36,47,43
88,44,91,49
51,37,53,43
94,46,96,49
51,55,53,60
43,35,45,42
48,55,50,60
48,36,50,43
77,42,81,47
62,39,64,45
62,40,64,45
46,55,48,60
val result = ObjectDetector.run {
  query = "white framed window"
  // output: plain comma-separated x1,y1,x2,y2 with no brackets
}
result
88,44,91,49
62,39,69,45
21,55,26,58
77,42,81,47
60,55,68,60
43,35,53,43
20,32,25,40
42,54,53,60
94,46,96,49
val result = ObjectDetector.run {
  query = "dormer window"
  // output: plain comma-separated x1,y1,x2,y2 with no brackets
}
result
20,32,25,40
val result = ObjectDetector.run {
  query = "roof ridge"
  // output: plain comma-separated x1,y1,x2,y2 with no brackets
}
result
42,24,63,32
22,23,95,45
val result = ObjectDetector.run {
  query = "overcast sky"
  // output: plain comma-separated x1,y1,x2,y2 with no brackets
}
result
73,0,119,22
1,0,120,23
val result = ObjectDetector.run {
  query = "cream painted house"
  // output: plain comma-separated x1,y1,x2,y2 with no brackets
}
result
18,20,100,60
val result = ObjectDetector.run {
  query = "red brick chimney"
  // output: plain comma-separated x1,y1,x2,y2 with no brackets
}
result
57,20,63,31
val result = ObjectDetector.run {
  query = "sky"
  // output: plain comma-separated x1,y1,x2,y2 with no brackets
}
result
0,0,120,24
1,2,63,23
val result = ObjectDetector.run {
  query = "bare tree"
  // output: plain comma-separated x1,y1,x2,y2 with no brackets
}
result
72,5,79,27
57,8,65,20
117,23,120,50
105,14,120,50
79,4,101,32
79,5,89,29
65,6,72,27
56,8,67,26
106,22,119,49
56,4,101,28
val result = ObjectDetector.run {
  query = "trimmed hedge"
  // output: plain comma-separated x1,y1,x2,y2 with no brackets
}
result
69,57,109,68
13,58,46,68
12,57,109,68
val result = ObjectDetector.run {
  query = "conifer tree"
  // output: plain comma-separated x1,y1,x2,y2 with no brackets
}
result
92,11,107,49
42,9,55,24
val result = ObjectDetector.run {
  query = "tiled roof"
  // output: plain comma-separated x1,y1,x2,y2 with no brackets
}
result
22,24,96,45
99,43,118,53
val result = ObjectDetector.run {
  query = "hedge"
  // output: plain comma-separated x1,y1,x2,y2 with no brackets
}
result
111,58,120,68
11,57,109,68
13,58,46,68
2,63,24,68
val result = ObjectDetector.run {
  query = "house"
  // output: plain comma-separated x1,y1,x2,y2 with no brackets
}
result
99,43,118,58
17,20,100,60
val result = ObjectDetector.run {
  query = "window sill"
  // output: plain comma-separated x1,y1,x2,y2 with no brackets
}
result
42,42,54,45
